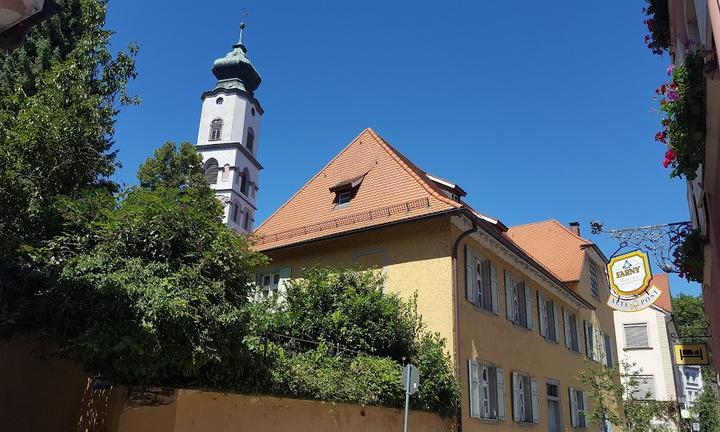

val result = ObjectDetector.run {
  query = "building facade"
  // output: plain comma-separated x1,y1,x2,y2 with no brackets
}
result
196,25,263,233
253,128,619,432
668,0,720,373
613,274,681,403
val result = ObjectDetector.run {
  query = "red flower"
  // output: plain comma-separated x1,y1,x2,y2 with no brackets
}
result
655,131,667,143
665,148,677,161
647,19,655,31
663,157,672,168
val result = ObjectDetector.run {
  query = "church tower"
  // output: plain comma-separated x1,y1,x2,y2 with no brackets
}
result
196,23,263,233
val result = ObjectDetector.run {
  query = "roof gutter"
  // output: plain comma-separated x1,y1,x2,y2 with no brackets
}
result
458,209,595,310
450,218,477,432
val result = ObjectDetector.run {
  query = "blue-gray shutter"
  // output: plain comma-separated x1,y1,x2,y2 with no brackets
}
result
466,245,477,305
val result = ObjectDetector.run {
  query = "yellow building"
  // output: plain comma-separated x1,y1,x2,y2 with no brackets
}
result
254,128,619,432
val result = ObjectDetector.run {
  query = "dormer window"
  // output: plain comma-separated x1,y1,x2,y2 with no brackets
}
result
209,119,223,141
330,173,365,209
337,191,353,205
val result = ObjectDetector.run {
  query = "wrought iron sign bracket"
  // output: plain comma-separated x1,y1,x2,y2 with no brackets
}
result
590,220,692,274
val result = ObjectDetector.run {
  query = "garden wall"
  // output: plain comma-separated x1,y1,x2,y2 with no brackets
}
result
117,390,454,432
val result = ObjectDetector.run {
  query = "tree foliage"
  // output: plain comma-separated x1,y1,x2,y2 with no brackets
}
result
693,368,720,432
31,142,268,386
578,360,677,432
673,293,709,342
247,267,460,417
0,0,138,333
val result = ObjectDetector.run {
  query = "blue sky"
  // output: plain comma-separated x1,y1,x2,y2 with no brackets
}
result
106,1,700,296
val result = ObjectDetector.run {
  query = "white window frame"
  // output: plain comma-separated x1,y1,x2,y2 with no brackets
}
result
539,292,560,342
468,359,505,421
512,371,538,424
257,267,291,298
569,387,588,428
465,246,499,314
564,309,582,353
623,322,650,349
505,271,533,329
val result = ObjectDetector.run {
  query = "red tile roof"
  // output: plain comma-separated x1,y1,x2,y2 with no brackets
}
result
650,273,673,313
507,220,593,283
253,128,463,250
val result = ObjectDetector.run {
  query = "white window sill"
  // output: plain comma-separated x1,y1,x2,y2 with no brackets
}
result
470,417,501,424
467,301,499,317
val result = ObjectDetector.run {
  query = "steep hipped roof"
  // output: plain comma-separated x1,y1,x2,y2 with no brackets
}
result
507,220,593,283
650,273,673,313
253,128,463,250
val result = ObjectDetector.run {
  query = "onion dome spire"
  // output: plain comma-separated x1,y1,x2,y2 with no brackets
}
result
211,22,262,94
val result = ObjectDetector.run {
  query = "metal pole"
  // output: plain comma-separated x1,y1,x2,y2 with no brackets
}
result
403,370,411,432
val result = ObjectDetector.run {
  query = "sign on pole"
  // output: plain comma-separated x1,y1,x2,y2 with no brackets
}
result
606,250,661,312
674,344,710,365
403,364,420,432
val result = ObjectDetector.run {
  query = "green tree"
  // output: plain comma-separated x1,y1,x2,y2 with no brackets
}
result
578,360,677,432
692,368,720,432
32,142,268,386
0,0,138,333
673,294,709,342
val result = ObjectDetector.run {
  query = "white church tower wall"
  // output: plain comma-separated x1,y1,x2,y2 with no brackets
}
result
195,23,263,234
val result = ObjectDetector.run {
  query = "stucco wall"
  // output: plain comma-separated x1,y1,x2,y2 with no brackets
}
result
614,307,678,401
259,216,456,354
455,224,616,432
0,333,122,432
116,390,453,432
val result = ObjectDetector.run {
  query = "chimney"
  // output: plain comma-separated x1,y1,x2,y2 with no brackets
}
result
569,222,580,236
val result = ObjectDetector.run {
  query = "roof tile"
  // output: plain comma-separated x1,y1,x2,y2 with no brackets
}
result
253,128,460,250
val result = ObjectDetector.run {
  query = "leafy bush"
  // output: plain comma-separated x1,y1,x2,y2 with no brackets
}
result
252,267,418,360
247,267,459,417
32,142,268,386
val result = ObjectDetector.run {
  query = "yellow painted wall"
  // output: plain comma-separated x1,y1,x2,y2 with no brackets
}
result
456,225,619,432
115,390,453,432
259,216,457,354
257,216,620,432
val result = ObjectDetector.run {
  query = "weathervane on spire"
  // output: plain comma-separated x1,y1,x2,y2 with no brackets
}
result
238,8,250,45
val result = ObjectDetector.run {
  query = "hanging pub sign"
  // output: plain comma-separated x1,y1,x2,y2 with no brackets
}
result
606,250,661,312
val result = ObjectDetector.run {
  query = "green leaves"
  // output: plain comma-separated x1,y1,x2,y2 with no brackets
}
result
247,267,459,417
578,360,678,432
32,143,268,386
0,0,139,333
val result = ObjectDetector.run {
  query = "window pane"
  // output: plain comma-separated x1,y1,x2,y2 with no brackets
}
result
624,323,649,348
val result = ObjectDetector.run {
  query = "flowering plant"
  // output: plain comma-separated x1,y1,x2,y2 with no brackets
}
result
643,0,670,54
654,51,705,179
672,228,704,282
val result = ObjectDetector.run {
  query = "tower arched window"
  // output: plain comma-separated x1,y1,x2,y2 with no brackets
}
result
209,119,223,141
204,158,219,185
240,168,250,195
244,210,252,231
246,127,255,152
